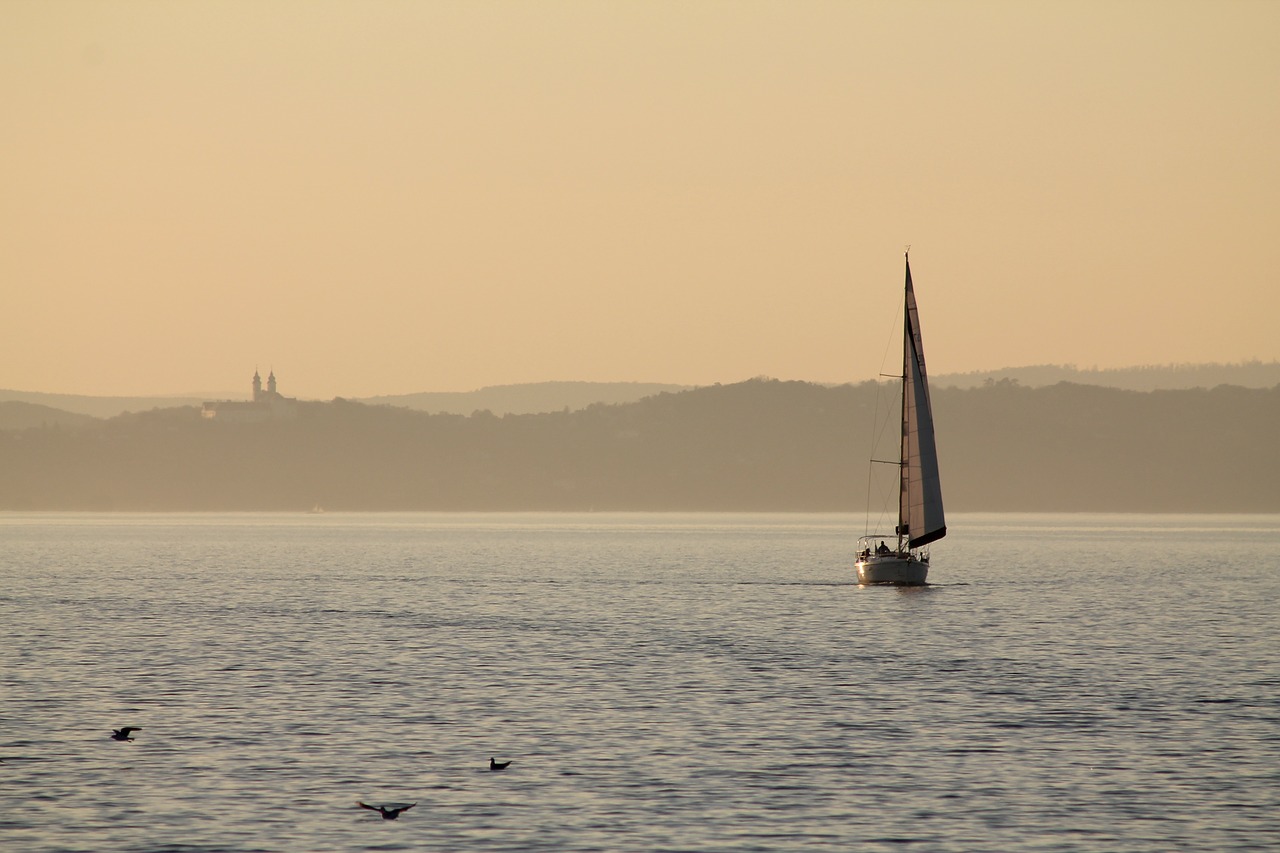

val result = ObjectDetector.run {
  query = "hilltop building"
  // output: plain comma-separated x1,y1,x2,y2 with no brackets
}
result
201,370,298,422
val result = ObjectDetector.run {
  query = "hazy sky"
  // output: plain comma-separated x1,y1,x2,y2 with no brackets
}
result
3,1,1277,399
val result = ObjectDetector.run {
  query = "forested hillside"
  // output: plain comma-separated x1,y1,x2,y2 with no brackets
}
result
1,379,1275,512
0,401,98,431
934,360,1280,391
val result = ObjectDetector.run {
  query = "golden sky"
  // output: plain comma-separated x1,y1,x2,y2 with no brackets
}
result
2,1,1277,398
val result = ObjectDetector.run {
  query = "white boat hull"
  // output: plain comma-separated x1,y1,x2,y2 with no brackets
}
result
856,555,928,585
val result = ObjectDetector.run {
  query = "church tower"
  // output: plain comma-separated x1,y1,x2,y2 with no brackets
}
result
267,370,277,396
252,369,262,402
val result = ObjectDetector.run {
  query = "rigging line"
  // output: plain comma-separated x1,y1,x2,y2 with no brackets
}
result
865,377,902,536
863,458,874,538
862,264,905,538
872,282,906,536
864,379,898,537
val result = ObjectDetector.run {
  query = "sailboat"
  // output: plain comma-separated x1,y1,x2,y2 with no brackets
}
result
855,253,946,585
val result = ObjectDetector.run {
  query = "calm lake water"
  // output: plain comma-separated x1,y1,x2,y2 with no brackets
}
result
1,512,1277,852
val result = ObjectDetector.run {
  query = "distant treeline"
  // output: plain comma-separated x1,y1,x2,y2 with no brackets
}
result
1,379,1276,512
934,360,1280,392
5,362,1279,420
360,381,690,416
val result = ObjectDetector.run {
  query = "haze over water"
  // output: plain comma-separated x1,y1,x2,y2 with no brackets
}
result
2,512,1276,851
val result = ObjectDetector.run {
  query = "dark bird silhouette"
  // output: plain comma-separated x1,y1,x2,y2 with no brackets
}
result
110,727,141,741
358,802,416,820
490,757,511,771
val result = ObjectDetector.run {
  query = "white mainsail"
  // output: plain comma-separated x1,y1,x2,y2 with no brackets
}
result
898,256,946,548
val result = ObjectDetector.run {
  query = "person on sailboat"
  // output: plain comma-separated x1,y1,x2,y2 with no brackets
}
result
876,541,890,555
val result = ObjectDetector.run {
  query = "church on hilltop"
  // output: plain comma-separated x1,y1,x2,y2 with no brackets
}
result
201,370,298,422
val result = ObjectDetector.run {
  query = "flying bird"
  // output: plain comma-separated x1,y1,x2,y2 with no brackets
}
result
490,757,511,771
111,727,141,741
358,802,416,820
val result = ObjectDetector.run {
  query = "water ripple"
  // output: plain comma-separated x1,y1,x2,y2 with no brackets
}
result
1,512,1278,851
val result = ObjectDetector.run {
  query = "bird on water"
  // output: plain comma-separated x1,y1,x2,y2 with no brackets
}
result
358,802,416,820
490,757,511,771
111,727,141,742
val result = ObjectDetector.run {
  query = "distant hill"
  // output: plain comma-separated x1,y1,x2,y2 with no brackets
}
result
0,389,218,419
357,381,691,415
5,362,1276,420
933,360,1280,391
0,382,688,420
0,401,98,431
1,378,1276,512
